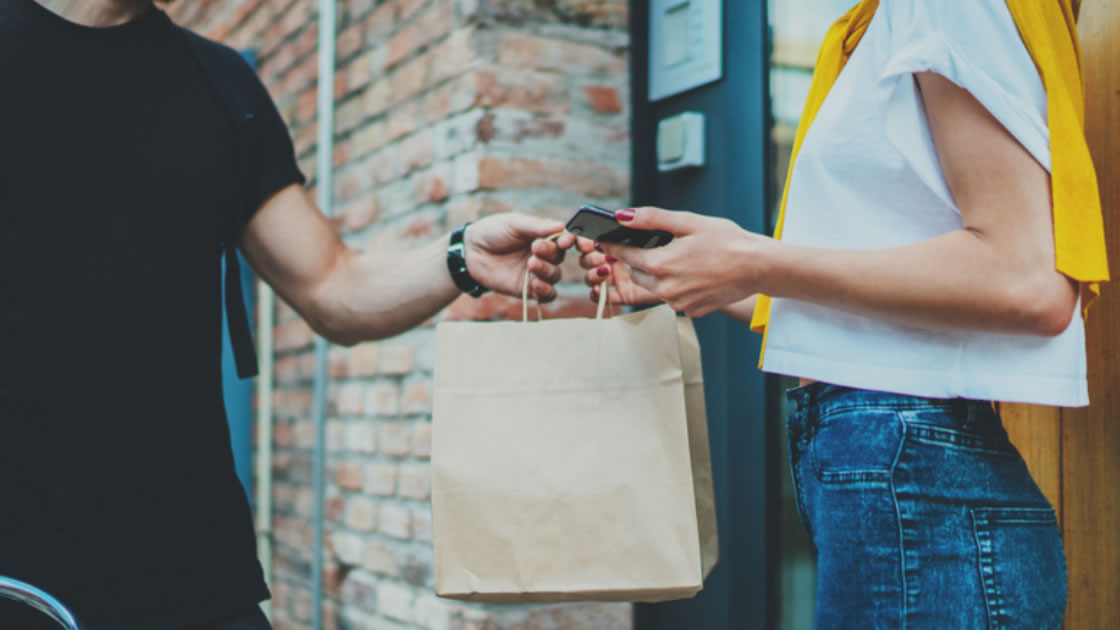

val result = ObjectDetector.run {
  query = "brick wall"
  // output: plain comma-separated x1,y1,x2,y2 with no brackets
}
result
167,1,632,628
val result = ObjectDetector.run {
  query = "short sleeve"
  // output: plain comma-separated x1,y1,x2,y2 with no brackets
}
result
878,0,1049,209
238,69,306,232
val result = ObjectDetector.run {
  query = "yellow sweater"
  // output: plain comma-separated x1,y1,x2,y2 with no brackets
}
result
751,0,1109,364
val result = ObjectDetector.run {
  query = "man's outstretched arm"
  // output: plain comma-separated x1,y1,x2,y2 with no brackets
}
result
241,184,574,345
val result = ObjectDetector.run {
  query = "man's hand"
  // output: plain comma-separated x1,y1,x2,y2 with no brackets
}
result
464,214,575,302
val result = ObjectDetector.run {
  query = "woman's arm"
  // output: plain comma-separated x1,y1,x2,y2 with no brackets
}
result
600,72,1076,336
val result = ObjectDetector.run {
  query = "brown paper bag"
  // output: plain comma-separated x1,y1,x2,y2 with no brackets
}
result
431,291,717,603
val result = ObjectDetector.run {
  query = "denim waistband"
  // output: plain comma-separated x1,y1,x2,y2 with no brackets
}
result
785,382,996,419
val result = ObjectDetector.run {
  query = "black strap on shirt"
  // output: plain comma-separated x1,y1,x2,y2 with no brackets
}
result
179,28,259,379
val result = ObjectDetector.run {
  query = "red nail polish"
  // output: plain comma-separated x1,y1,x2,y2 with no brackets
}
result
597,265,610,277
594,242,604,252
605,255,618,263
615,208,636,221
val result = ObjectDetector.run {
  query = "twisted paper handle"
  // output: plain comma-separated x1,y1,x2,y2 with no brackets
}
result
520,233,610,322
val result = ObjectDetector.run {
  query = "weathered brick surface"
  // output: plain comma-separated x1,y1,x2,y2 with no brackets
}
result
168,0,632,627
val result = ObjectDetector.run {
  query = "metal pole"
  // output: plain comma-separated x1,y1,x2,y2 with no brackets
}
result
311,0,337,628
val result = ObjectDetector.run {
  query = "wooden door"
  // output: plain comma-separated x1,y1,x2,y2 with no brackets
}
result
1003,2,1120,627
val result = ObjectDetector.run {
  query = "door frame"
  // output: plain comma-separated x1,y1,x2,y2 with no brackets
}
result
631,2,778,628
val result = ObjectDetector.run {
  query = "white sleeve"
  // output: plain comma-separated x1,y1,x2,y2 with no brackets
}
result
878,0,1050,209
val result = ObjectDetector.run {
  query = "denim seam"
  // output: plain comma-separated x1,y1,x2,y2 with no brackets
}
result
973,509,1002,629
906,423,1018,456
890,410,911,629
816,402,963,423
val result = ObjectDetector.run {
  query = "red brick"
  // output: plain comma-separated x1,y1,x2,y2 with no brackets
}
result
387,102,422,141
326,495,345,523
364,463,398,496
379,504,413,539
477,156,627,197
337,23,364,61
398,464,430,500
583,84,622,113
411,422,432,458
344,496,378,531
362,542,399,576
498,32,625,75
443,293,523,322
335,462,364,491
400,214,439,242
386,25,415,69
473,71,569,114
411,507,433,542
341,195,381,232
402,381,432,415
380,344,415,374
391,54,429,105
274,388,313,419
274,319,315,352
380,422,412,456
347,343,381,377
365,383,401,416
398,0,428,21
274,420,294,447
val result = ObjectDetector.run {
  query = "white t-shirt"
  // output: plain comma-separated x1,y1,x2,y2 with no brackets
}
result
762,0,1088,406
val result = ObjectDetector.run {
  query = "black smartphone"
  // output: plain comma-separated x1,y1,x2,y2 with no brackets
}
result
565,205,674,249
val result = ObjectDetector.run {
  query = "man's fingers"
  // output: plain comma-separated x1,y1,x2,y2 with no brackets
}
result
554,232,577,250
528,256,563,285
530,278,557,303
505,214,566,240
615,206,696,236
531,238,566,264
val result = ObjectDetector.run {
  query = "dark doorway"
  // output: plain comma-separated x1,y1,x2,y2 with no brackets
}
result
630,2,777,629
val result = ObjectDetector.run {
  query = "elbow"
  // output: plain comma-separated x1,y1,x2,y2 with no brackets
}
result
1007,272,1078,338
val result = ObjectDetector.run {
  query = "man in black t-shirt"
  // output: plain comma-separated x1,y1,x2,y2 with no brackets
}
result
0,1,576,628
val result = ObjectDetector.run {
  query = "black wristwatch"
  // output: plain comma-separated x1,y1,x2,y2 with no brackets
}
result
447,223,489,298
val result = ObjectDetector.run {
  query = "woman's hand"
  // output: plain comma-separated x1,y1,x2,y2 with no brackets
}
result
575,237,662,306
596,207,770,318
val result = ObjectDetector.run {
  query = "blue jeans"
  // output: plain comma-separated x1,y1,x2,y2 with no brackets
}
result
786,383,1067,629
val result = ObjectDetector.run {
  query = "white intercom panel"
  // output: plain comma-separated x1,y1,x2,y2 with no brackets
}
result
648,0,724,102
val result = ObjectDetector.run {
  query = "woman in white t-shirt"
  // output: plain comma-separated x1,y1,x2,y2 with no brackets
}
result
577,1,1100,627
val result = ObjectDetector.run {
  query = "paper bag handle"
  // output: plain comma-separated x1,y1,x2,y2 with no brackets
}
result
520,233,610,322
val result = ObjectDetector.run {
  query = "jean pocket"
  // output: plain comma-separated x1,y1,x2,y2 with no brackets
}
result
972,507,1067,630
811,408,902,484
903,408,1019,457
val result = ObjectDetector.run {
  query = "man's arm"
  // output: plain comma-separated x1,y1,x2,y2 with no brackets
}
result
241,185,573,345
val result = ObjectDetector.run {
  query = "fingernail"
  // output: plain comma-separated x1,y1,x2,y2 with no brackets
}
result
615,208,636,221
605,255,618,263
597,265,610,277
594,242,603,252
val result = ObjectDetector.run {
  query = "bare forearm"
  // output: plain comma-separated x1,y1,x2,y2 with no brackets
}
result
311,237,459,344
757,230,1075,336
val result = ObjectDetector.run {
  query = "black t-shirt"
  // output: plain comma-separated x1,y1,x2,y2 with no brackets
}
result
0,2,304,628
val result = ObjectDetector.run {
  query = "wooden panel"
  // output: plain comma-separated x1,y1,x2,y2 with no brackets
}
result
1002,404,1062,524
1063,4,1120,629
